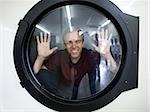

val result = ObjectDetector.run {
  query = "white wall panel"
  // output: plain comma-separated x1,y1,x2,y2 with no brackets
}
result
0,0,149,112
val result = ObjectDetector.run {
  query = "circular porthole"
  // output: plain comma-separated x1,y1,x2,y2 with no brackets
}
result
13,0,139,111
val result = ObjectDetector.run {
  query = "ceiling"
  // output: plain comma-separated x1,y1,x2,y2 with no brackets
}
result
36,5,109,36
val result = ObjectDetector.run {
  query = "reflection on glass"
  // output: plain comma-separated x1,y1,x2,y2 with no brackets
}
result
29,5,122,100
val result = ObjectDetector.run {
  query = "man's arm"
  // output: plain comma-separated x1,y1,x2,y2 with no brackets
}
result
104,52,117,73
33,55,46,74
33,32,57,74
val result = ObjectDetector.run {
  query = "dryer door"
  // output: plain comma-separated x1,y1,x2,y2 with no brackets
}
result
13,0,139,111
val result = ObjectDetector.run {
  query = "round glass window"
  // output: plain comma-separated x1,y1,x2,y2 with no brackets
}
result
28,4,122,100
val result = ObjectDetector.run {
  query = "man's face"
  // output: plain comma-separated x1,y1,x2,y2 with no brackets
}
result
64,31,84,61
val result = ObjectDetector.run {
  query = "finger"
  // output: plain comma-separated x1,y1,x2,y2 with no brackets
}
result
98,31,101,40
36,35,40,44
40,32,43,42
98,39,102,48
105,29,109,40
101,28,105,39
47,33,51,43
44,32,47,42
109,33,112,41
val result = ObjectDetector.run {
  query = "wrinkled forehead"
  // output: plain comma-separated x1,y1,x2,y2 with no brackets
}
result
63,31,82,42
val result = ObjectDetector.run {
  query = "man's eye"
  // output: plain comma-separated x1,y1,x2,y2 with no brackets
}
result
68,41,73,44
76,40,81,43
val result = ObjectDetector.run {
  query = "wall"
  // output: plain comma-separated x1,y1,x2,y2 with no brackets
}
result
0,0,149,112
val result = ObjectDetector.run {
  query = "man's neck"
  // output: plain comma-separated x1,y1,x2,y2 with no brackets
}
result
71,57,80,64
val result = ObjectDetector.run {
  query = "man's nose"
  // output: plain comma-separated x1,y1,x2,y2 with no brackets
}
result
72,42,77,48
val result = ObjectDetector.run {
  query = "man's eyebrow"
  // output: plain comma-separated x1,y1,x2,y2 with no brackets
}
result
66,39,82,42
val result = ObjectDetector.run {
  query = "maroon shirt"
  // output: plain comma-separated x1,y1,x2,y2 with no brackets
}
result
44,48,100,85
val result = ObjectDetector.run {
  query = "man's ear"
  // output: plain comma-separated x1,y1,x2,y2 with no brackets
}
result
64,43,67,48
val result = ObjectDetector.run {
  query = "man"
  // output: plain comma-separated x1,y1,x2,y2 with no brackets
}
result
33,28,117,99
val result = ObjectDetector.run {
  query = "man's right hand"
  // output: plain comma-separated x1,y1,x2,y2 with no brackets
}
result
36,32,58,59
33,32,57,74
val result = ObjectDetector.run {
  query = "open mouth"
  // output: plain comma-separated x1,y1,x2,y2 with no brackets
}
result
71,50,78,54
71,49,80,56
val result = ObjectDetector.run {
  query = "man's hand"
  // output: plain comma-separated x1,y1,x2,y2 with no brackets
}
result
33,32,57,74
92,28,117,73
36,32,58,59
92,28,111,57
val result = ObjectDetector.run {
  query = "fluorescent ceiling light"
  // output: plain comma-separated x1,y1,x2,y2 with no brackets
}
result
101,20,111,27
36,25,50,34
89,31,97,37
97,20,111,31
65,6,73,32
66,6,71,20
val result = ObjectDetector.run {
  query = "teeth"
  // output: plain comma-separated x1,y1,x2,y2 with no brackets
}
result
72,50,78,53
72,51,77,53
